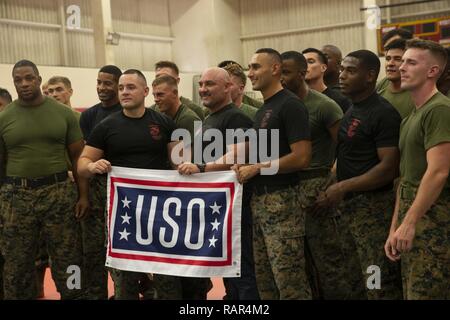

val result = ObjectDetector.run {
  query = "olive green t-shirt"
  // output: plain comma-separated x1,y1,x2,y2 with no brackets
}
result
151,96,204,121
238,103,258,121
0,97,83,178
399,92,450,189
172,104,202,141
179,96,205,120
302,89,343,169
242,94,263,109
376,77,414,119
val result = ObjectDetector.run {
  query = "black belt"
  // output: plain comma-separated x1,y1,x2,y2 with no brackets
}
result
298,168,330,181
4,171,68,189
253,182,298,196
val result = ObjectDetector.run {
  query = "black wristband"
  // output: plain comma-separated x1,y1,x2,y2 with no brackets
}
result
196,163,206,173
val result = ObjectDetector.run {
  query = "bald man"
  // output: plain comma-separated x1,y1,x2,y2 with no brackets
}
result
178,67,259,300
322,44,343,89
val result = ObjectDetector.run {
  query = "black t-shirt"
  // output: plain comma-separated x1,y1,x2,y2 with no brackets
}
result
252,89,310,187
80,102,122,140
201,104,253,160
322,87,352,114
200,103,254,206
337,92,401,188
87,109,176,169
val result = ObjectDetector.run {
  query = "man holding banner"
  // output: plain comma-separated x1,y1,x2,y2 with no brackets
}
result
78,69,179,299
178,67,259,300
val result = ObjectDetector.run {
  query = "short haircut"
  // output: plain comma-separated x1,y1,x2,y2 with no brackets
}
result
48,76,72,89
384,38,407,52
99,65,122,82
0,88,12,103
382,28,413,46
346,49,381,78
152,74,178,87
322,44,343,59
12,59,39,76
255,48,282,64
218,60,244,69
406,39,448,68
122,69,147,85
302,48,328,65
223,63,247,86
281,51,308,71
154,60,179,75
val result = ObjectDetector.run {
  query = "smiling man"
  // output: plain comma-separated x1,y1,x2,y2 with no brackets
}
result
235,48,312,300
78,69,178,300
78,65,123,299
376,39,414,119
385,39,450,300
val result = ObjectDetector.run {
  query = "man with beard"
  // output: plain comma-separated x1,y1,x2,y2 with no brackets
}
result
235,48,312,300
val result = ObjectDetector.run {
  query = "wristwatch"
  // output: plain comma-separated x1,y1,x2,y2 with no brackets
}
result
196,163,206,173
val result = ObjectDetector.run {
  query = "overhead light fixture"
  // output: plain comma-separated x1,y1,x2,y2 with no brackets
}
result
106,32,120,45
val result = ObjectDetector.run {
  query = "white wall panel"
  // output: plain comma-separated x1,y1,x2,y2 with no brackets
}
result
0,23,61,65
66,31,96,68
0,0,172,70
111,0,171,36
240,0,366,63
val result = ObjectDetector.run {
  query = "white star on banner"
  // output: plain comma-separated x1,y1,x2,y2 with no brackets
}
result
119,228,130,241
210,202,221,214
209,235,218,248
210,218,221,231
121,212,131,224
121,196,131,208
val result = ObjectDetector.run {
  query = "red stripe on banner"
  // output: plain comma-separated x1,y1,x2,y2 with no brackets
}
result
107,175,236,267
109,251,230,266
110,176,234,189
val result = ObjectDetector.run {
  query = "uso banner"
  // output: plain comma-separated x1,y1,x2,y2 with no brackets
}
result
105,166,242,278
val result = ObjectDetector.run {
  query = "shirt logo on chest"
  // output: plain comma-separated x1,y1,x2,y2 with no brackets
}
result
347,118,361,138
260,110,272,129
149,124,162,141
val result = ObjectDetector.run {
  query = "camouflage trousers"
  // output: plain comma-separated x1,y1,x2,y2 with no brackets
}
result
398,182,450,300
0,179,83,300
80,176,108,299
223,202,259,300
153,274,211,300
251,185,311,300
338,190,403,300
300,176,366,300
